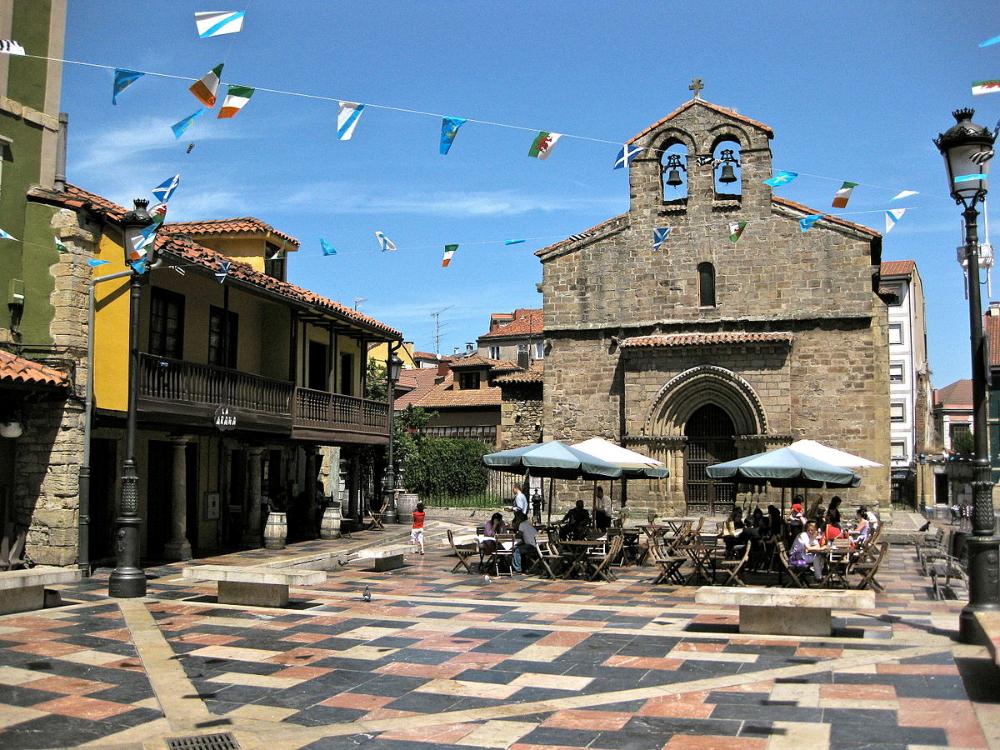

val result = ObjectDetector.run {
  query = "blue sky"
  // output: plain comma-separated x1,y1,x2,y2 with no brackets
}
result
62,1,992,386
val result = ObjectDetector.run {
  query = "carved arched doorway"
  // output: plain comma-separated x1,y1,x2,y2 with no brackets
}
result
684,404,736,515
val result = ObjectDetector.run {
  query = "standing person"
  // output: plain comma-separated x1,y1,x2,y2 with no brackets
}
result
512,512,539,573
512,484,529,517
410,502,426,555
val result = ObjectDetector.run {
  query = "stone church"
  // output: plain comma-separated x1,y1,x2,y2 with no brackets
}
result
536,93,891,514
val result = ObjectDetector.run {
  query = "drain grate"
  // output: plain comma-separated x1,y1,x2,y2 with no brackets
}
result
166,732,241,750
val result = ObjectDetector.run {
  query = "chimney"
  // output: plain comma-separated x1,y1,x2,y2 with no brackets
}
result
989,301,1000,316
465,342,474,355
54,112,68,192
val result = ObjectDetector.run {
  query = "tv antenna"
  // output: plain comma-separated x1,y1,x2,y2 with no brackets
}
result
353,297,366,310
431,305,453,356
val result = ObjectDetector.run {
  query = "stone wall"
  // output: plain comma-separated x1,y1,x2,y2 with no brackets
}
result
499,382,542,449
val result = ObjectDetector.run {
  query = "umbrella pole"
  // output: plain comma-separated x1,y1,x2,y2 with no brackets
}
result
547,477,553,526
592,481,597,529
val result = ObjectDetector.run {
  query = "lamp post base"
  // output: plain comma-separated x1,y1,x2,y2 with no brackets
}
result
109,513,146,599
108,567,147,599
958,534,1000,644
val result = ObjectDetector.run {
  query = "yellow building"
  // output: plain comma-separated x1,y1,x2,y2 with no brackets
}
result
38,185,401,562
368,340,416,370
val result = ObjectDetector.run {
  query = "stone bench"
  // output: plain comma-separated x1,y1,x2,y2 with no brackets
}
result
182,565,326,608
695,586,876,636
372,552,405,572
0,566,82,615
974,611,1000,668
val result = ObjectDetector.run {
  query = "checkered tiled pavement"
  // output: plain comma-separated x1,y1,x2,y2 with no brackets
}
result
1,522,997,750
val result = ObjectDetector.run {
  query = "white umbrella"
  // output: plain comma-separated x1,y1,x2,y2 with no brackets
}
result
571,438,668,477
787,439,883,469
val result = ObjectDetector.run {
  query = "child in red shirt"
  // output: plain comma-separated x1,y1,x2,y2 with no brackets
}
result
411,503,425,555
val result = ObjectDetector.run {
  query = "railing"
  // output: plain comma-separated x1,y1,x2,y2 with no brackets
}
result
138,353,293,415
293,387,389,436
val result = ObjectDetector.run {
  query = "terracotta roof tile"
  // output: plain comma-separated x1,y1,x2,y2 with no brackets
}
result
480,309,543,339
395,369,447,409
934,379,972,408
627,99,774,145
163,218,299,248
495,364,544,385
448,354,520,372
0,350,69,388
880,260,916,278
986,314,1000,367
410,381,502,408
620,332,794,348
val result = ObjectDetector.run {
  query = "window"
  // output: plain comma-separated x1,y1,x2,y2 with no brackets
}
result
890,402,905,422
149,288,184,359
698,262,716,307
891,441,906,460
950,423,970,441
889,362,904,383
459,371,481,390
888,324,903,345
264,244,286,281
886,285,903,306
340,352,354,396
208,307,238,368
533,342,544,360
488,345,500,360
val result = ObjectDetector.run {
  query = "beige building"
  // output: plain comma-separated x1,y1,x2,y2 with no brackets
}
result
536,95,890,515
477,309,544,367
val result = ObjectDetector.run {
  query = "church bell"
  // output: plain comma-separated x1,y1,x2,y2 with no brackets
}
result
718,164,737,183
665,168,684,187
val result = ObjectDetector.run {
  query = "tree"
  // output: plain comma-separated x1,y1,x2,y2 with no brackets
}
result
952,429,975,457
366,359,387,401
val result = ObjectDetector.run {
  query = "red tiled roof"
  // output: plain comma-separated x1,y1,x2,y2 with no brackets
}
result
627,99,774,145
880,260,916,278
495,363,544,385
986,314,1000,367
448,354,520,372
395,368,446,409
163,218,299,248
409,380,502,408
30,184,399,339
0,350,69,389
412,351,444,361
934,379,972,408
480,309,543,339
620,332,793,349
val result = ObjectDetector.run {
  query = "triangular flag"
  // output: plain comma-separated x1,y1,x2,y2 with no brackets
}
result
374,231,396,253
129,258,147,275
799,214,823,232
885,208,906,233
112,69,144,105
504,239,526,246
0,40,25,56
149,203,168,225
128,225,158,262
190,64,224,107
337,101,365,140
171,108,205,139
0,227,17,240
728,221,748,244
195,11,245,38
439,116,467,155
320,239,337,256
652,227,671,251
891,190,918,201
172,266,187,276
981,34,1000,48
218,85,254,118
528,131,562,160
54,237,68,254
613,144,643,170
152,174,180,203
87,258,109,268
442,244,458,267
832,181,859,208
763,171,798,187
215,261,230,283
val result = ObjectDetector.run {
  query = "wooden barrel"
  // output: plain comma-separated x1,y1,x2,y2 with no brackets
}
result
263,511,287,550
396,493,419,524
320,503,342,539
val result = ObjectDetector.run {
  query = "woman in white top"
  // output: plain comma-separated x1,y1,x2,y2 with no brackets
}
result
789,521,826,580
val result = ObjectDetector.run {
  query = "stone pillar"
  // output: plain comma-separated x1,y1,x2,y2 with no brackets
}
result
243,448,264,548
163,438,192,561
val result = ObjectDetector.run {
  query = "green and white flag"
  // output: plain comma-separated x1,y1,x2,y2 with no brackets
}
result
528,131,562,160
218,85,254,119
54,236,68,253
728,220,748,244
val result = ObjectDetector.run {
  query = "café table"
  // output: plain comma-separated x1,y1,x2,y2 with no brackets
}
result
557,538,607,580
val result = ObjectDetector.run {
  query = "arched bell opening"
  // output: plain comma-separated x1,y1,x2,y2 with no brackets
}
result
712,137,742,198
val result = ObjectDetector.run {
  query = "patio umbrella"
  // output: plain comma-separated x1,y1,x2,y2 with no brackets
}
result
706,446,861,488
571,438,669,525
786,439,883,469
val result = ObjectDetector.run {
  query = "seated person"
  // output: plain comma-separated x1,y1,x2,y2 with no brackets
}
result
853,506,871,547
720,507,747,557
595,507,612,531
560,500,591,540
512,512,539,573
484,512,505,537
789,521,826,580
787,501,805,546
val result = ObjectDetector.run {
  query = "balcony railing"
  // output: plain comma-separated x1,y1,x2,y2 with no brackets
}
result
138,353,293,415
293,387,389,436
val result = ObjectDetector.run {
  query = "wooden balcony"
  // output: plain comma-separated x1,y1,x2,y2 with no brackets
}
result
292,387,390,444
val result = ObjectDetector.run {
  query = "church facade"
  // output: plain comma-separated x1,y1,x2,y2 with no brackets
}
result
537,96,890,514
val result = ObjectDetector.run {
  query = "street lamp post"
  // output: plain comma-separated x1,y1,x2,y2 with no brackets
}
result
108,199,154,599
935,108,1000,642
382,352,404,524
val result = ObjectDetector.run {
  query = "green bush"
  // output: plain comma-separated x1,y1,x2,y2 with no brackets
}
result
405,437,491,499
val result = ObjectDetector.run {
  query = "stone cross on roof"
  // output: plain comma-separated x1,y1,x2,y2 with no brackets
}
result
689,78,704,99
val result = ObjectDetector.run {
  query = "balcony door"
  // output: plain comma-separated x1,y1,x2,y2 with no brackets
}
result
308,341,329,391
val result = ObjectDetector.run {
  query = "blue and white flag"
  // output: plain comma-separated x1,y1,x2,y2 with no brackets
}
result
613,144,643,170
799,214,823,232
320,238,337,256
152,174,181,203
652,227,671,251
195,11,245,38
215,261,231,283
0,227,17,241
374,231,397,253
891,190,918,201
87,258,109,268
885,208,906,233
129,225,158,259
980,34,1000,48
504,239,526,246
171,108,205,139
112,69,144,105
764,170,798,187
128,258,148,275
440,116,467,155
337,101,365,141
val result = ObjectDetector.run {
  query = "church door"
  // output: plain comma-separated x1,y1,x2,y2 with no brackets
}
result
684,404,736,515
